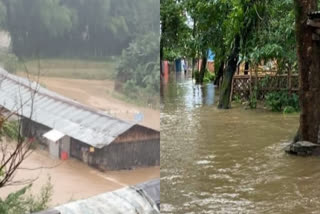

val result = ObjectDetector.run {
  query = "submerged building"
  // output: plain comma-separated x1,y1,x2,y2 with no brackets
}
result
0,68,160,170
35,179,160,214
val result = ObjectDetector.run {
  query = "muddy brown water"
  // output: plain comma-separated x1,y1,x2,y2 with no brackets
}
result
161,72,320,214
0,147,160,206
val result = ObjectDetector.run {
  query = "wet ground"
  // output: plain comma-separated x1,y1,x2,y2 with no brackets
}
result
160,72,320,214
0,148,160,206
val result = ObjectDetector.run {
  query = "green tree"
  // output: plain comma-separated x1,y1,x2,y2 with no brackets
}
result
160,0,190,63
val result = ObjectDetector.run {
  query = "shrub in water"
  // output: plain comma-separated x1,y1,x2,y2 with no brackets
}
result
203,69,215,83
265,91,299,113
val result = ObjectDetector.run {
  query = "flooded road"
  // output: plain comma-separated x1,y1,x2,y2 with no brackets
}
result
161,72,320,213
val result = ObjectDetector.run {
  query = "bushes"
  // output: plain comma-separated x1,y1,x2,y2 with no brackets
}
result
193,69,215,83
115,32,159,107
1,120,20,141
203,69,215,83
265,91,299,113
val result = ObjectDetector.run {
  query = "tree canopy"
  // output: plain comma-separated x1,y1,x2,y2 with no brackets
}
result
0,0,159,58
161,0,298,108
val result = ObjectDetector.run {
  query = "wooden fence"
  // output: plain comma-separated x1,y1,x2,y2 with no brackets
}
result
231,74,299,100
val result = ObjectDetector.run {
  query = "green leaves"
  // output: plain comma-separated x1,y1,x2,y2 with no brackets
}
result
2,0,159,57
265,91,300,113
0,177,53,214
161,0,190,59
116,32,159,105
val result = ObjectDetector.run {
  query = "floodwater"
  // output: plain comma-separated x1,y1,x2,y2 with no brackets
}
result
161,72,320,214
0,147,160,207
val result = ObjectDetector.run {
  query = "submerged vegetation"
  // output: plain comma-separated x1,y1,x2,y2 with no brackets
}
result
265,91,300,113
193,69,215,84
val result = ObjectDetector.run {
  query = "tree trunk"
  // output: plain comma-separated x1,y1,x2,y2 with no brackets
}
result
294,0,320,143
218,34,240,109
198,53,207,84
192,18,196,77
214,61,224,86
192,58,196,76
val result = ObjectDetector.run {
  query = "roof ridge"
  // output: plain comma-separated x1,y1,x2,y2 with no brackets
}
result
0,68,133,125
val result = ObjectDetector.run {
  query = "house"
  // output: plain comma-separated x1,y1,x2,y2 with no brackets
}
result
0,68,160,170
34,179,160,214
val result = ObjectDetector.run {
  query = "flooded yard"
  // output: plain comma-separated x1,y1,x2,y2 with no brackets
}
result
160,72,320,213
0,148,160,206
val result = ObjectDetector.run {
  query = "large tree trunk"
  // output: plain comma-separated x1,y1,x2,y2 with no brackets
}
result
214,60,224,86
294,0,320,143
218,34,240,109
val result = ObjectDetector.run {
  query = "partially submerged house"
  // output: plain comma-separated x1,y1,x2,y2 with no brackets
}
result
0,68,160,170
35,179,160,214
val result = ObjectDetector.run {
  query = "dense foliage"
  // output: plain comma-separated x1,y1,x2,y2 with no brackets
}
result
0,0,160,105
265,91,300,113
0,0,159,58
1,120,20,140
161,0,299,108
116,32,159,106
0,178,53,214
160,0,190,61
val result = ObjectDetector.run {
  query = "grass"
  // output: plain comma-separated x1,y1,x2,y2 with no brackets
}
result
17,58,117,80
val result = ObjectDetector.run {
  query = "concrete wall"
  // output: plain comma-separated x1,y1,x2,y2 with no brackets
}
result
70,138,160,170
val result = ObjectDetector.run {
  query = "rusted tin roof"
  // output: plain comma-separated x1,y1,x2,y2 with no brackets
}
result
0,68,152,148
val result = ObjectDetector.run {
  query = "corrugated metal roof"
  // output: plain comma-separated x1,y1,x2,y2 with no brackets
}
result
0,68,139,148
54,181,160,214
135,179,160,209
34,179,160,214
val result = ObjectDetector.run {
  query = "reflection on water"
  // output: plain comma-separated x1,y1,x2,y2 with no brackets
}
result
161,72,320,213
161,72,215,109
